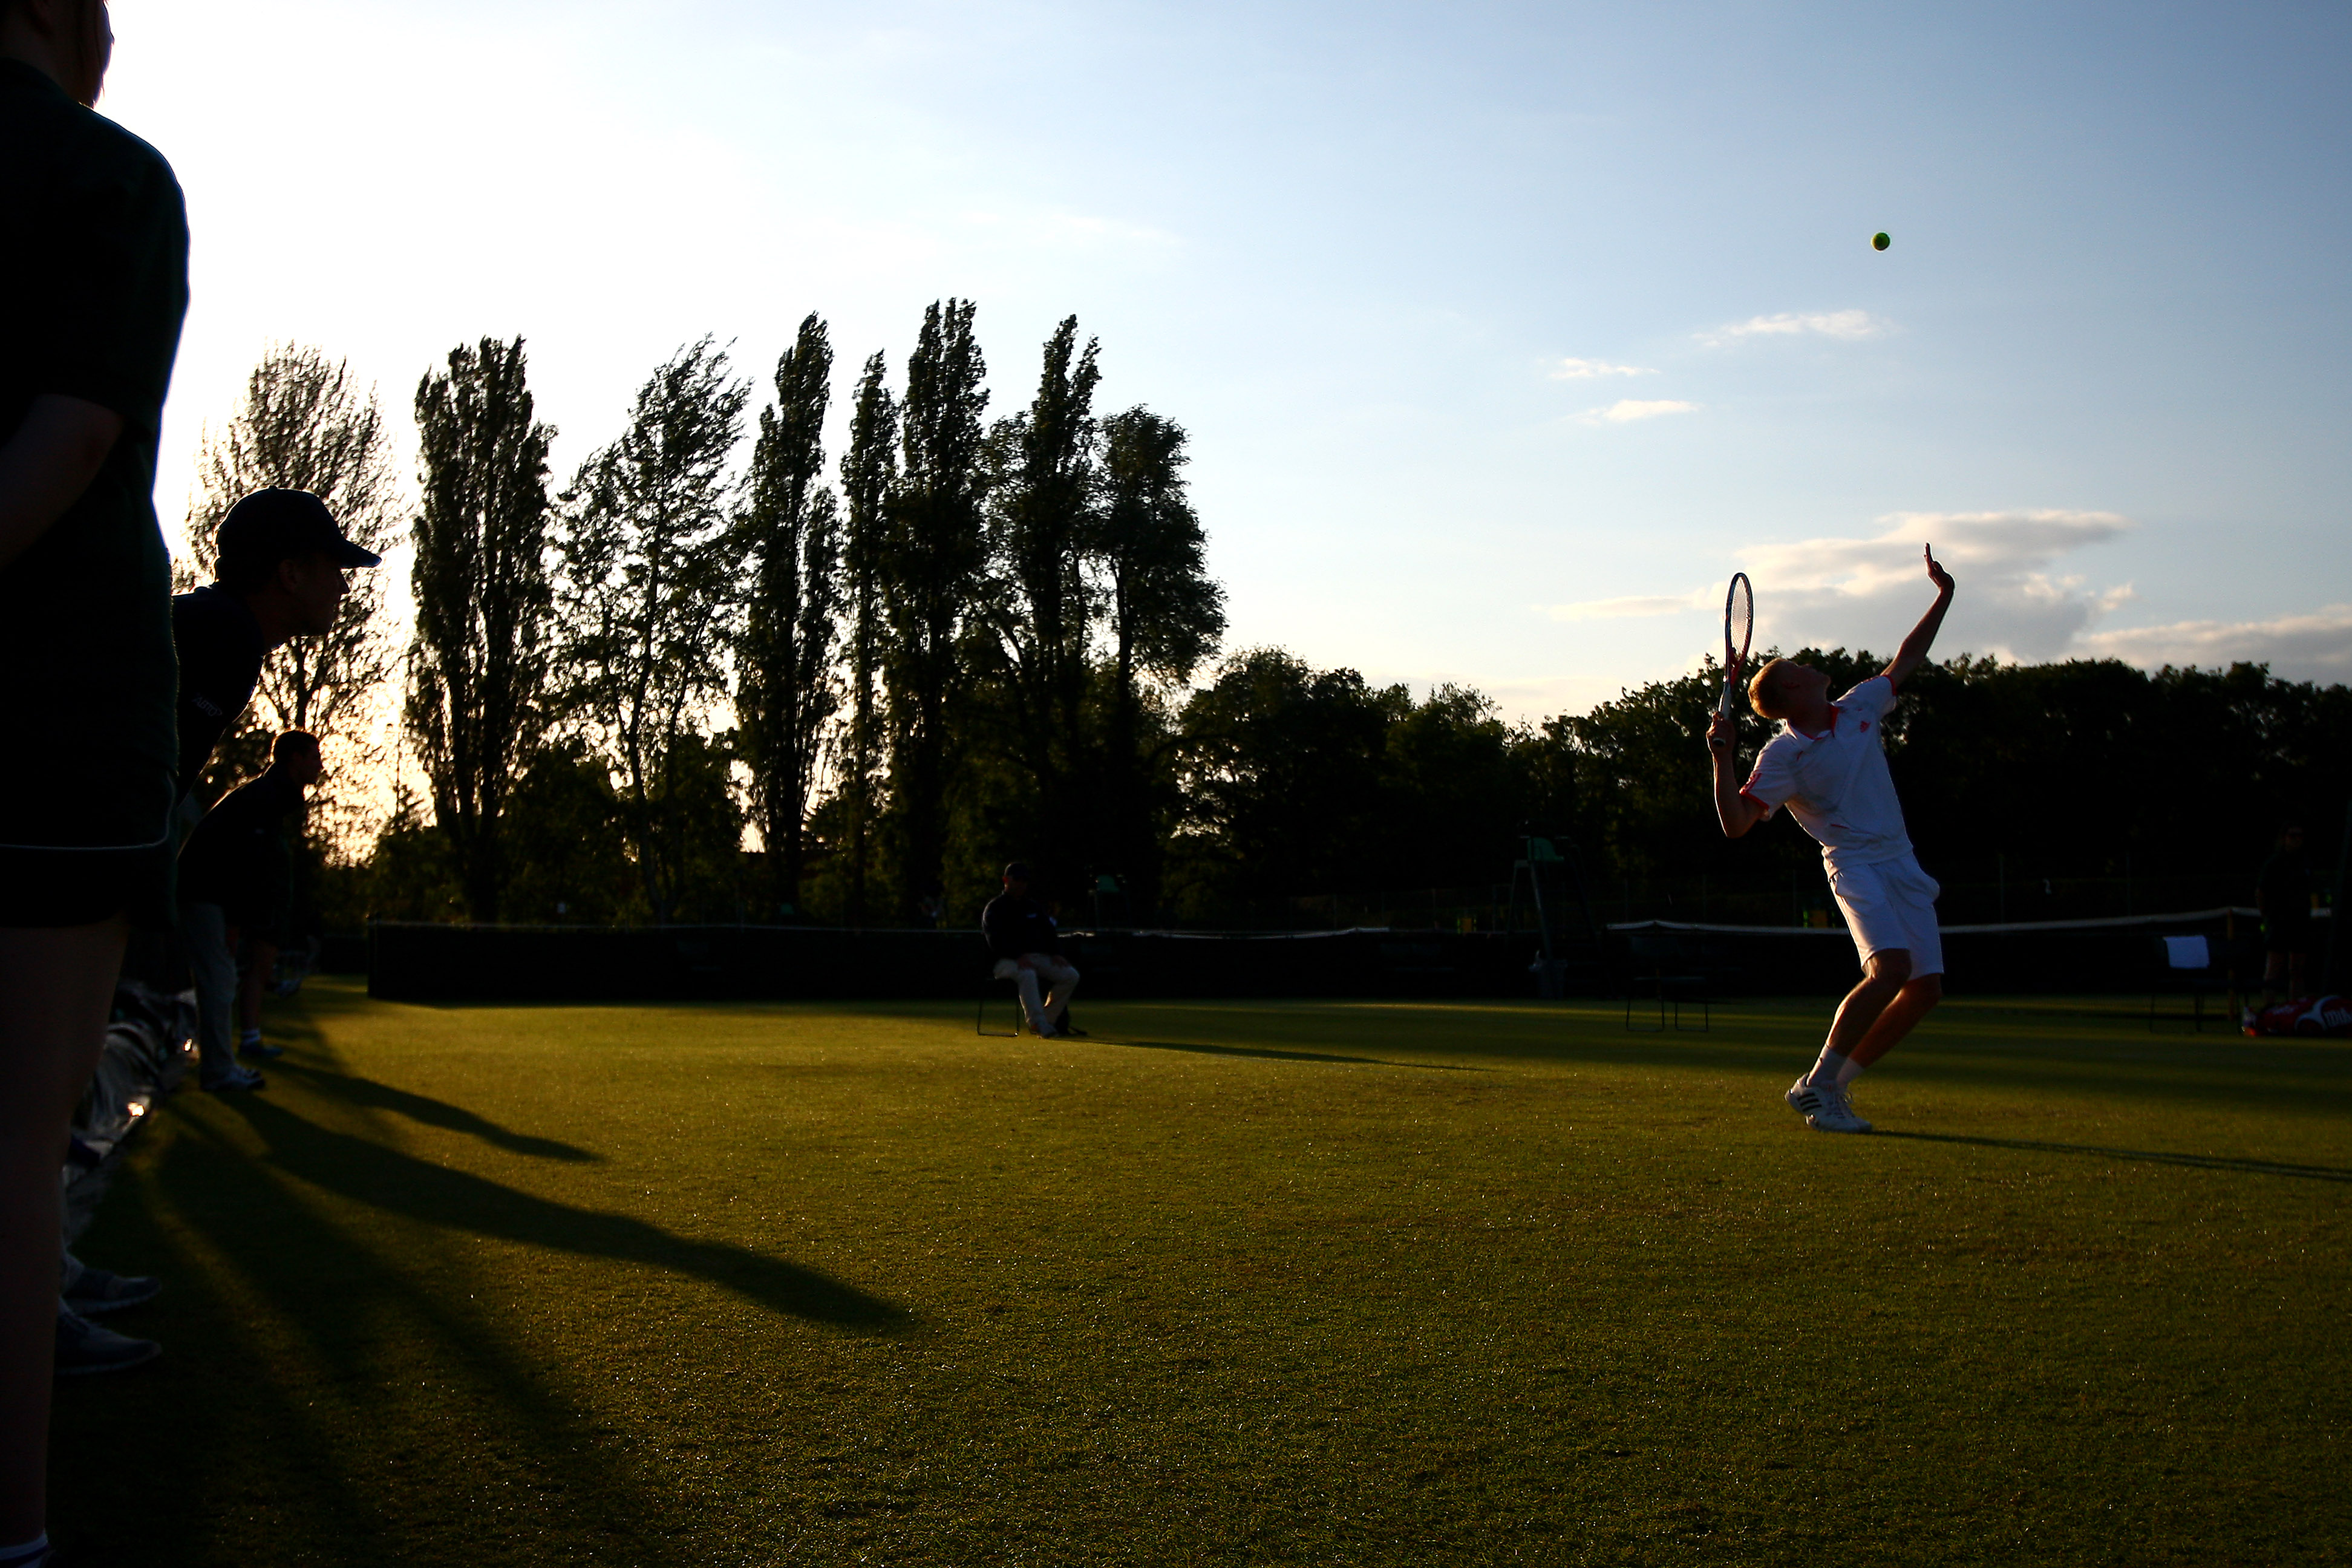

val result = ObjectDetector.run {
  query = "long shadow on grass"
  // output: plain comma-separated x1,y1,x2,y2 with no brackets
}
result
1877,1129,2352,1183
1105,1037,1488,1071
224,1095,911,1327
57,1108,713,1566
266,1058,602,1163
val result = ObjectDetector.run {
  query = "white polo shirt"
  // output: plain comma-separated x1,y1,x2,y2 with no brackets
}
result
1741,674,1913,871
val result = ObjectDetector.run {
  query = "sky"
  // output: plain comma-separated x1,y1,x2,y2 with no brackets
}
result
103,0,2352,722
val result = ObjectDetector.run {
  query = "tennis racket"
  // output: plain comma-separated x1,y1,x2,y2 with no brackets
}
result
1717,572,1754,717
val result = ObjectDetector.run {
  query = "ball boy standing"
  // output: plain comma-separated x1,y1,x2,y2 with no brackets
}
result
1705,546,1956,1133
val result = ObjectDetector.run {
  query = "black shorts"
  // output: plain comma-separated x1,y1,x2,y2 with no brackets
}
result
224,904,290,949
0,757,177,929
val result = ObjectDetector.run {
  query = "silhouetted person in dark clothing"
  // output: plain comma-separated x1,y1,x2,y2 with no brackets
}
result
142,485,373,1013
180,731,320,1088
172,486,379,809
982,863,1079,1037
2259,824,2313,1005
0,0,189,1535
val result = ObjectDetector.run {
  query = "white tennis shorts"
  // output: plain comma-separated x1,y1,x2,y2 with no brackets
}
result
1827,853,1944,978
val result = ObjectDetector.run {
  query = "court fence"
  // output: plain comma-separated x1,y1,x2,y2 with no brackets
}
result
364,905,2326,1005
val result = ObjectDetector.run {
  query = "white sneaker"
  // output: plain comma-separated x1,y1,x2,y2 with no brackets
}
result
1785,1075,1826,1120
1806,1083,1872,1134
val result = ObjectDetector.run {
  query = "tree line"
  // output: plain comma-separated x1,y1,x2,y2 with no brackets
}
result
1552,650,2352,924
1145,646,2349,927
200,305,1229,929
189,322,2351,935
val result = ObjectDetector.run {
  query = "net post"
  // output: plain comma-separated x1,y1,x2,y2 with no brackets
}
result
2225,909,2240,1028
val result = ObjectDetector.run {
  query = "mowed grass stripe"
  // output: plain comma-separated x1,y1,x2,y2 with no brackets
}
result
54,980,2351,1566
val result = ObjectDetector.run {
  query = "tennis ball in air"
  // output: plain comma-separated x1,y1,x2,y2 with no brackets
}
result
1872,232,1891,251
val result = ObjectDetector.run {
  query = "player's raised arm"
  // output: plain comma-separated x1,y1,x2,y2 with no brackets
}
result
1707,708,1767,838
1881,543,1956,692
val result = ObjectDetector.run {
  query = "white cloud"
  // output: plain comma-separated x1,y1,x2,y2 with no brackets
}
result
1572,398,1699,426
1737,509,2134,659
1546,509,2352,681
1541,590,1712,621
2077,605,2352,681
1742,509,2130,597
1550,358,1656,380
1544,510,2137,658
1700,309,1886,347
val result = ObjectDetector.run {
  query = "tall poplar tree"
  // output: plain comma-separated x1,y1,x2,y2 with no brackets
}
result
552,338,750,923
883,300,989,919
985,317,1102,878
835,350,897,922
407,336,556,923
734,314,843,917
1093,406,1225,903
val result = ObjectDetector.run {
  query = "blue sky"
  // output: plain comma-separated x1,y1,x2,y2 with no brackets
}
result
109,0,2352,719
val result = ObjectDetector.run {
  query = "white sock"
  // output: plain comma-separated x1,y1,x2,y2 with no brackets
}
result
0,1532,50,1566
1806,1048,1846,1086
1835,1054,1865,1089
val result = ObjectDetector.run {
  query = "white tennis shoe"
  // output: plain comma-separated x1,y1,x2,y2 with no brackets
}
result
1784,1075,1826,1120
1806,1083,1872,1134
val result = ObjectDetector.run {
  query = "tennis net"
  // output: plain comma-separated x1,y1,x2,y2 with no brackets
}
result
1610,906,2324,996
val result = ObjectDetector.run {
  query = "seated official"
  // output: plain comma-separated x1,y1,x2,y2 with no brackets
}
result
981,861,1079,1039
178,730,319,1088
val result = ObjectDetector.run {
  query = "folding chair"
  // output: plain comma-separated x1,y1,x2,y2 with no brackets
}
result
1624,932,1709,1033
977,956,1022,1037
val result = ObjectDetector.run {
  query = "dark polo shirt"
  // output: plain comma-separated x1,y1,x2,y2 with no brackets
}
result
0,57,189,788
180,769,302,937
982,892,1060,960
172,584,269,798
2258,851,2312,950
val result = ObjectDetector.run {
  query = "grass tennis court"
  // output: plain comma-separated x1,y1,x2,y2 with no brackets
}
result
57,979,2352,1566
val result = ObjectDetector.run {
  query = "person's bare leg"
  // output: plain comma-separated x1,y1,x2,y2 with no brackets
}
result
2289,952,2307,1000
1806,950,1911,1080
1846,974,1942,1070
2263,952,2285,1007
0,916,128,1544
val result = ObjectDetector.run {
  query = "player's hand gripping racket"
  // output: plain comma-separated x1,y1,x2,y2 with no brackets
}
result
1717,572,1754,717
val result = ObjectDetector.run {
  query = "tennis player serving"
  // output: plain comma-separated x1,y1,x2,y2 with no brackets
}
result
1707,544,1956,1132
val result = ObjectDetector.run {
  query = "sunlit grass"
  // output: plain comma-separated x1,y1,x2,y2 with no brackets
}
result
56,979,2352,1565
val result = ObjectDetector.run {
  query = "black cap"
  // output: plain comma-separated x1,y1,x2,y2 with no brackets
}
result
1003,861,1033,881
216,489,382,578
